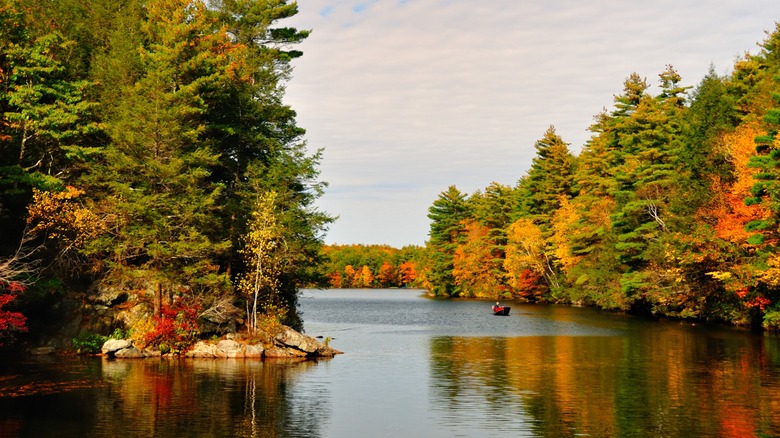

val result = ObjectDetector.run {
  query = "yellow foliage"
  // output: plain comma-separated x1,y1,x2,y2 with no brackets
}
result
550,196,582,273
129,317,156,350
758,255,780,287
26,186,105,251
504,218,546,281
706,271,733,281
452,220,501,298
238,191,286,334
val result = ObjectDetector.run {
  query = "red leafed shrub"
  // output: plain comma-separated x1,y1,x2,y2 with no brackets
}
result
142,300,201,354
0,282,27,346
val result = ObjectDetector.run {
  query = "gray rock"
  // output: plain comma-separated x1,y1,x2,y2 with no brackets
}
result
244,344,264,358
114,346,145,358
217,339,244,358
274,326,323,354
264,347,306,358
185,341,224,358
101,339,132,355
199,298,243,336
90,282,129,307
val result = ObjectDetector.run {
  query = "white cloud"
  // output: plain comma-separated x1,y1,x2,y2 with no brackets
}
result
285,0,780,247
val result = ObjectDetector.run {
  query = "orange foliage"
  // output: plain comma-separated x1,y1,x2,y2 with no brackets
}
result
706,123,770,243
343,265,356,288
376,262,396,287
452,220,502,298
509,269,545,300
398,261,418,285
328,272,343,288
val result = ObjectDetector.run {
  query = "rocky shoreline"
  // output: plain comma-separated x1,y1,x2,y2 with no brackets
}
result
100,325,342,359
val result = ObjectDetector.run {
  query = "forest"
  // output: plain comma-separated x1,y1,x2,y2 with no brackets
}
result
0,0,331,350
3,0,780,353
317,244,424,288
415,23,780,330
318,22,780,331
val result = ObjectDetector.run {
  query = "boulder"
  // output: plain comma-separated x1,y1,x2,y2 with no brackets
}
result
89,282,129,307
185,341,224,358
264,347,306,358
244,344,264,358
199,298,243,336
100,327,341,359
274,326,323,354
101,339,132,355
316,345,343,357
114,346,146,358
217,339,244,358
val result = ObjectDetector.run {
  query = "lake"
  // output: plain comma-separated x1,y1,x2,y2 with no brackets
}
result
1,288,779,437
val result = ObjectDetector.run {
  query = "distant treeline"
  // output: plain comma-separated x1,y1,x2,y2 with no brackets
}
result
317,244,425,289
414,24,780,330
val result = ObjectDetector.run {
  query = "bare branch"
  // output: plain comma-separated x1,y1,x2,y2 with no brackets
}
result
645,200,668,232
0,227,43,286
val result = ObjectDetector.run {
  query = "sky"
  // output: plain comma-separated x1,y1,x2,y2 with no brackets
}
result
283,0,780,248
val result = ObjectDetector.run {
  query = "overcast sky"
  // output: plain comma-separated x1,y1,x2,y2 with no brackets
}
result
283,1,780,248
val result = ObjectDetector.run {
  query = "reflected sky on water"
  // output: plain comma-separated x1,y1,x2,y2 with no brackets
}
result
1,288,779,437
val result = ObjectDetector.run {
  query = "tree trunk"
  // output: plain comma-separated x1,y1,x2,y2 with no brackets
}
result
154,281,162,317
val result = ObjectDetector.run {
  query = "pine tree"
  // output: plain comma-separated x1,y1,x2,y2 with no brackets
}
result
682,65,738,199
81,0,238,314
205,0,330,327
515,126,575,229
610,67,690,296
426,185,471,296
0,2,100,251
560,75,650,300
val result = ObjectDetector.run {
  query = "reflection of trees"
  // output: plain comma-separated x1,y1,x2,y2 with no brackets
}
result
99,358,331,437
429,331,780,437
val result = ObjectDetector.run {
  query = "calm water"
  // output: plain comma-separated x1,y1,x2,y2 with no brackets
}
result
1,289,780,437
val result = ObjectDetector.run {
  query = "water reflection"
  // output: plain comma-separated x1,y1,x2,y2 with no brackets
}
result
0,357,331,438
100,358,332,438
429,331,780,437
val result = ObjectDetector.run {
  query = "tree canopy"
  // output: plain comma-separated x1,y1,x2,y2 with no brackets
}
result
421,23,780,330
0,0,330,346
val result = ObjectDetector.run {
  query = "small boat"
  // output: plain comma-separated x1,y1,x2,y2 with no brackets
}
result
492,304,510,316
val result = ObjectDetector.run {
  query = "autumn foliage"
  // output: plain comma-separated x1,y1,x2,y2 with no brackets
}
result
0,282,27,346
0,0,328,347
420,23,780,330
705,123,769,243
319,244,423,289
139,300,201,354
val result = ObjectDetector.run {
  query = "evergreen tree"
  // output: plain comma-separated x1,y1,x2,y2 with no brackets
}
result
0,2,100,252
426,185,471,296
745,25,780,251
80,0,241,314
559,75,651,303
515,126,576,228
610,67,689,297
683,65,738,191
205,0,330,328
